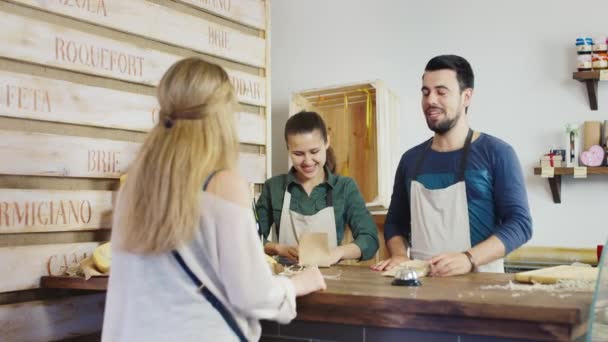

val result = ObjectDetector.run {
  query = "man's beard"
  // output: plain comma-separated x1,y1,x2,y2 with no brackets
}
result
426,111,461,135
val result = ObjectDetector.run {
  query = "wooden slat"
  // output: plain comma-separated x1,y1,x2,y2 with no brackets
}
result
0,70,267,142
9,0,265,67
0,294,105,341
299,83,375,98
238,152,266,184
237,111,265,145
0,130,266,183
41,276,107,291
0,69,157,132
0,10,266,106
175,0,266,30
0,129,140,179
0,242,99,292
0,189,113,234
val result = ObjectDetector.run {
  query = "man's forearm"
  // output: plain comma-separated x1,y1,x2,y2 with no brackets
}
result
387,235,409,258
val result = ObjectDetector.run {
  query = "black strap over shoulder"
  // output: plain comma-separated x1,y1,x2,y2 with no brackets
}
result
203,170,220,191
172,251,247,342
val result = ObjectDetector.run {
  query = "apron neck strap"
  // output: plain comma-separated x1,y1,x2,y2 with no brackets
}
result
457,129,474,182
413,129,474,182
413,138,433,179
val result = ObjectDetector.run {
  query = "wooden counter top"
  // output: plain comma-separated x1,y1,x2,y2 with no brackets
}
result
41,265,593,341
295,266,592,341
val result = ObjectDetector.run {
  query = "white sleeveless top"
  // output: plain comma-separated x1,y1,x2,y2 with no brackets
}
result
102,191,297,342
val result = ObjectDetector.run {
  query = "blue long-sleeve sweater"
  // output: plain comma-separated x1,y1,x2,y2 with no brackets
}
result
384,133,533,254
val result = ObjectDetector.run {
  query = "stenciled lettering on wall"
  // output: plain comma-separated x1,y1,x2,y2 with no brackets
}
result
55,36,144,77
0,200,92,228
176,0,264,30
231,76,262,102
88,150,121,173
0,84,52,113
197,0,232,12
209,26,229,50
47,251,89,276
58,0,108,17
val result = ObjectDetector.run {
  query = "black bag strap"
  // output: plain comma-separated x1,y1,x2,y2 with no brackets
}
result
172,251,248,342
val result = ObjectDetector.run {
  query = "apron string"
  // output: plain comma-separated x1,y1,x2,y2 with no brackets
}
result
413,138,433,180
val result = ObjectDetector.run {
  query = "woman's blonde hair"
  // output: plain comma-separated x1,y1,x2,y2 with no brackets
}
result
115,57,239,254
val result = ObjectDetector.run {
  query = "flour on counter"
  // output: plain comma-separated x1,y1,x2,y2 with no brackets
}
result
480,280,596,293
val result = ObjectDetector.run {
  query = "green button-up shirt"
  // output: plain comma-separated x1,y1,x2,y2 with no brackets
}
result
255,167,379,261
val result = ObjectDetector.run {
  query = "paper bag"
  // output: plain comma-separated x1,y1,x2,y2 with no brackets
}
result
299,232,331,267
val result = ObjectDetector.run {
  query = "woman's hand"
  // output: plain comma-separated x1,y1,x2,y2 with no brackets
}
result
290,266,327,296
327,247,345,265
266,243,299,263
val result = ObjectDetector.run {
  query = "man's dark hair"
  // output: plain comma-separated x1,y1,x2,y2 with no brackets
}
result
425,55,474,92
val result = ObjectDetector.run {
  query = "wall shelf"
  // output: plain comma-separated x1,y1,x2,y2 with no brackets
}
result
533,167,608,203
573,71,605,110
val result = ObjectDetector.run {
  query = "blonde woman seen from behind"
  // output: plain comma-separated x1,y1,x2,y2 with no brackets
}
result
102,57,326,342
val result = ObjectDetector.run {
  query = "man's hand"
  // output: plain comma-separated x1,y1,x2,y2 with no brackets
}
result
429,252,473,277
370,255,409,271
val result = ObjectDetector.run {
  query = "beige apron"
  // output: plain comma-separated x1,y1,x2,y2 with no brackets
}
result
410,129,504,273
277,187,337,265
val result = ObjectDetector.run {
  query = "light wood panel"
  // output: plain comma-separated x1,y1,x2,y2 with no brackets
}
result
0,189,113,234
175,0,266,30
0,10,266,106
0,69,157,132
237,111,265,145
0,242,99,292
0,129,140,179
0,294,105,342
238,152,266,184
0,130,267,183
0,70,267,143
9,0,265,67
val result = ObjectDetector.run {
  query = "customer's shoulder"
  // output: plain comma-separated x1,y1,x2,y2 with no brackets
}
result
205,169,250,208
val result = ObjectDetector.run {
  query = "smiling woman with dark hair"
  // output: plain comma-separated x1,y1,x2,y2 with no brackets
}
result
256,111,379,266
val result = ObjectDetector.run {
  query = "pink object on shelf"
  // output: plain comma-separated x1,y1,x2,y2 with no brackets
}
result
599,245,604,263
580,145,605,166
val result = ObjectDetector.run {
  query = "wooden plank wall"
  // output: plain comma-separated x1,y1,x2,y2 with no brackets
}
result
0,0,270,340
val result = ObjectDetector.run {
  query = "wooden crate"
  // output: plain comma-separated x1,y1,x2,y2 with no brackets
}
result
290,81,399,210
